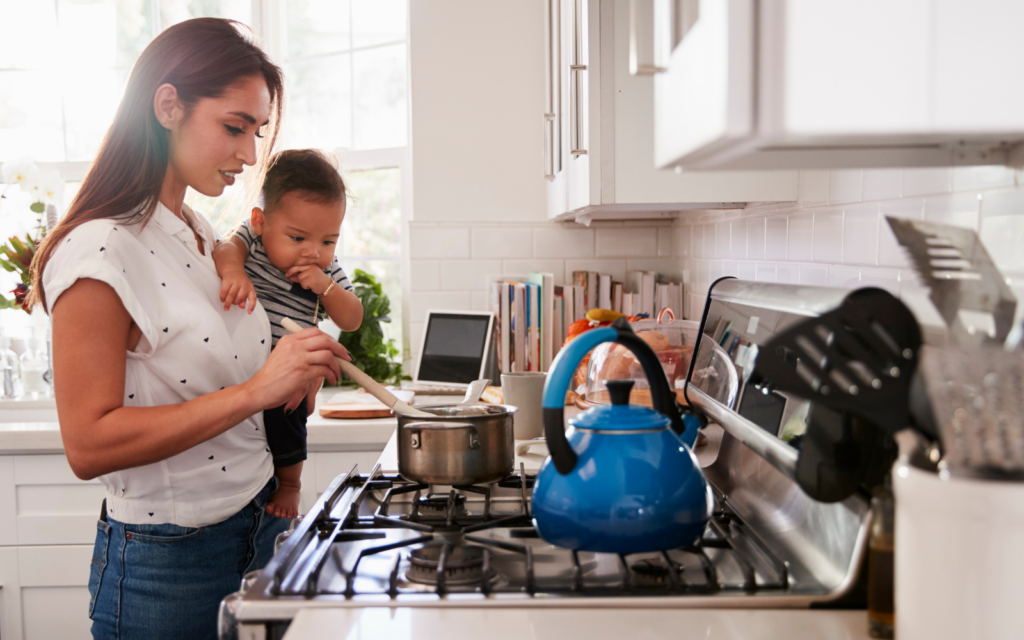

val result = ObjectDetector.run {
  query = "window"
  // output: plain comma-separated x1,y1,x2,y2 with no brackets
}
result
0,1,409,352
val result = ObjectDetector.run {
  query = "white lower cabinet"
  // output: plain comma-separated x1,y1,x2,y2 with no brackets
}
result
0,449,384,639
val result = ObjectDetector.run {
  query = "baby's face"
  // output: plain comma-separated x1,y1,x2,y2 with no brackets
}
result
252,191,345,274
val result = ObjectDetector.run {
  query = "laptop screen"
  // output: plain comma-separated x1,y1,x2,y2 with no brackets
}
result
418,313,492,383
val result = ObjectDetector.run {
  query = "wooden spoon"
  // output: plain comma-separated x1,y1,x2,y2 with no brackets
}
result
280,318,433,418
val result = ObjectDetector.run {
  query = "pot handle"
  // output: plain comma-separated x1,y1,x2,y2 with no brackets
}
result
403,422,480,450
543,317,688,475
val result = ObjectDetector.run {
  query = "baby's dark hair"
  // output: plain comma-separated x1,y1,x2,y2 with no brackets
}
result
261,149,346,213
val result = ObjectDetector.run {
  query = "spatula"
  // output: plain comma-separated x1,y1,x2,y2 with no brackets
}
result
752,288,922,502
280,318,433,418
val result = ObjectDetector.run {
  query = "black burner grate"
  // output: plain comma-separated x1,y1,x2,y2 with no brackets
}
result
267,466,789,600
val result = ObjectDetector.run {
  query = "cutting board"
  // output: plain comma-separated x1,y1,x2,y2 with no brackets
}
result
319,402,394,419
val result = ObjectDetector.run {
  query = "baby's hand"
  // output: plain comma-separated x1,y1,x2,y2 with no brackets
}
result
219,270,257,313
287,264,333,295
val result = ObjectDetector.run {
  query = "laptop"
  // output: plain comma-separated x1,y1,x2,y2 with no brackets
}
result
404,310,495,394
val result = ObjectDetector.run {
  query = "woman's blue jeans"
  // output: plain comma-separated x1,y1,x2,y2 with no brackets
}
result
87,477,289,640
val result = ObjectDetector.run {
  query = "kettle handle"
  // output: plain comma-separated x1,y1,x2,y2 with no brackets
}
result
543,317,689,475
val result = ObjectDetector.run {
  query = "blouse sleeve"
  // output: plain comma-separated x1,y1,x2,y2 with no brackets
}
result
42,220,160,357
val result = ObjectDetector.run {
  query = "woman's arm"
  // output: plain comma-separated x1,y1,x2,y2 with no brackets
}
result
52,278,347,480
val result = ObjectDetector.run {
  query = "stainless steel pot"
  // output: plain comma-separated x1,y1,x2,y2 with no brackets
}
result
395,403,517,485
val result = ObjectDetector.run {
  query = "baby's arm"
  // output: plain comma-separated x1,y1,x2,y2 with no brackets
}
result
319,284,363,332
287,265,363,331
212,236,257,313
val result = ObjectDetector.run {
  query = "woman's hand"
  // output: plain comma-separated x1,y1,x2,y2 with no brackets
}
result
282,376,324,414
219,270,257,313
245,328,350,411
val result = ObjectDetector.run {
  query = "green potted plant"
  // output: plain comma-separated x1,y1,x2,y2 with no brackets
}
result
336,269,408,386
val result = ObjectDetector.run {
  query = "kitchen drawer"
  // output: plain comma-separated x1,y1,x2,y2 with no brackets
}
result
0,545,93,640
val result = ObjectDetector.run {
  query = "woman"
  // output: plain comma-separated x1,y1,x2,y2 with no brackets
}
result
28,18,347,639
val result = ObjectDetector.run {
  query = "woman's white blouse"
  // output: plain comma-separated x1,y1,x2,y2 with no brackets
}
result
42,202,273,528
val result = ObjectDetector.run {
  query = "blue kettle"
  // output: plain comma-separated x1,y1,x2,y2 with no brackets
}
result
531,317,713,554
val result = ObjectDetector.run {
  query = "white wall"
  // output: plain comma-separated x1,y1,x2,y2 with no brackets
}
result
677,166,1024,330
409,0,548,223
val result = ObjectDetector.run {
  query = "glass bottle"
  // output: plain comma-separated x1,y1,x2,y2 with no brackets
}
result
20,337,50,399
0,336,20,399
867,482,895,638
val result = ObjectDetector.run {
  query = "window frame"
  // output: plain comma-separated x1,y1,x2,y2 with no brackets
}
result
6,1,413,357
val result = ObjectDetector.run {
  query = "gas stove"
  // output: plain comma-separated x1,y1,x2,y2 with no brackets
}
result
221,448,869,639
221,281,878,640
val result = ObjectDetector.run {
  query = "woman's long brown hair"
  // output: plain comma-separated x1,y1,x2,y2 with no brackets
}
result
28,18,283,312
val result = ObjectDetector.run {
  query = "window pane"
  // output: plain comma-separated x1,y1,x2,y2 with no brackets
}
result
0,71,65,162
343,258,402,349
352,0,406,48
57,0,155,70
342,168,400,256
0,1,58,68
64,68,128,161
287,0,350,59
352,44,406,149
285,53,352,150
161,0,251,29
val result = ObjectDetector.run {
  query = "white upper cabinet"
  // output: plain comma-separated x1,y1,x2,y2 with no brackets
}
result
545,0,799,222
655,0,1024,171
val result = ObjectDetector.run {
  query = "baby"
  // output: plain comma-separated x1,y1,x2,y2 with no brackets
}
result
213,149,363,518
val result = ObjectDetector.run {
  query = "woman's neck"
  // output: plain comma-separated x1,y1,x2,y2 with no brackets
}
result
158,166,189,221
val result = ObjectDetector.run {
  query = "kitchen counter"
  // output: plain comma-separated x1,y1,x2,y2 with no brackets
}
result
282,607,873,640
0,388,408,454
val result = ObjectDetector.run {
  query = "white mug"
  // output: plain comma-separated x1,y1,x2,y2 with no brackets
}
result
501,372,547,440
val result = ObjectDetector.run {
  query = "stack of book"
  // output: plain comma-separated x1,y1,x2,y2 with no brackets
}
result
573,270,684,320
489,270,684,373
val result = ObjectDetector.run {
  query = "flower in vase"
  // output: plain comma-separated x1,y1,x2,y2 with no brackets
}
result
1,159,41,193
10,284,29,311
39,170,63,207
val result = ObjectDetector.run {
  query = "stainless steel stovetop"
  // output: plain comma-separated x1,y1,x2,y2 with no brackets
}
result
221,441,871,639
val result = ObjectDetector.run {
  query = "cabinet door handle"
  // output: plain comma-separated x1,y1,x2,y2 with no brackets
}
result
570,0,587,156
629,0,668,76
545,0,562,178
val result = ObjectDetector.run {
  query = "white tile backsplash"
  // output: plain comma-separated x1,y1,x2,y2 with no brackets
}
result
471,227,532,258
407,219,674,328
502,258,566,284
952,166,1016,192
789,213,814,262
564,258,628,284
440,259,502,290
409,260,440,291
765,216,788,261
595,227,658,258
715,221,730,259
924,192,980,229
812,209,844,263
533,227,594,258
842,203,880,266
657,228,674,257
862,169,903,201
678,160,1024,321
902,168,952,197
745,217,766,261
409,226,470,259
800,264,829,286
